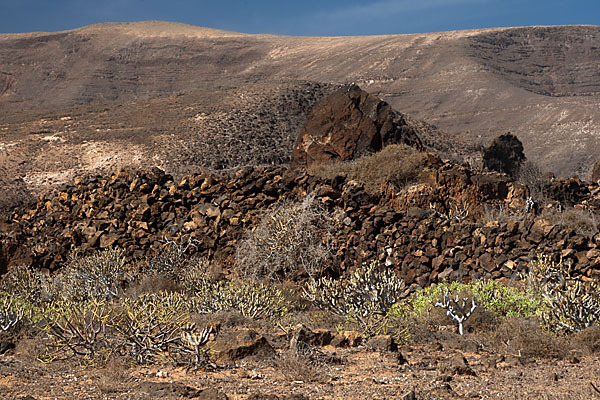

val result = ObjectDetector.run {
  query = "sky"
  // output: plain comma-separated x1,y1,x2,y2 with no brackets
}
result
1,0,598,36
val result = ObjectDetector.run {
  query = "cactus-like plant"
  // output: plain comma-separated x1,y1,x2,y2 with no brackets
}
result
189,281,295,321
110,292,191,364
430,287,477,335
527,253,600,334
544,280,600,333
180,323,214,365
55,248,131,302
0,296,24,332
40,298,115,363
0,265,53,304
303,260,406,336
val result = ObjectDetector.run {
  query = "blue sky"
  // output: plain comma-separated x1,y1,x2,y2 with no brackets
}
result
1,0,598,35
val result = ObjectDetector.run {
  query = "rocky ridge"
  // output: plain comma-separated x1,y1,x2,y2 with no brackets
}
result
2,23,600,176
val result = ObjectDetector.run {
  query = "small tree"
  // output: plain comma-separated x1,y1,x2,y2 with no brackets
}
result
430,288,477,335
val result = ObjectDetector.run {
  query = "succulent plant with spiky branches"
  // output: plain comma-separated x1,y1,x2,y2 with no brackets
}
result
303,260,407,337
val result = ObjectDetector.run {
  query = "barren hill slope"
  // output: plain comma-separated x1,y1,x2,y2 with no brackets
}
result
1,21,599,185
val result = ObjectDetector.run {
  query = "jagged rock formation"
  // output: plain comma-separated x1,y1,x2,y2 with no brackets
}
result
290,85,423,169
482,133,526,177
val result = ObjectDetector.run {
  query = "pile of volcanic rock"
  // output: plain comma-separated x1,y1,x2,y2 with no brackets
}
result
2,158,600,286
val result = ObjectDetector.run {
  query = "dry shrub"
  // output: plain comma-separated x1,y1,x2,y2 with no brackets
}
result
404,308,484,353
126,275,179,297
288,310,345,332
236,194,335,282
489,318,568,360
480,204,526,224
571,326,600,355
547,207,599,238
463,307,499,334
309,144,428,195
517,160,549,204
406,306,458,344
143,238,199,280
273,349,329,383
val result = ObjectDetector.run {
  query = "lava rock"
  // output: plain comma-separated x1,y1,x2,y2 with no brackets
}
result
482,133,525,177
290,84,422,169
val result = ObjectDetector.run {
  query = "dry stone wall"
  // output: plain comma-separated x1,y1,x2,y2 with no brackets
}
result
2,160,600,286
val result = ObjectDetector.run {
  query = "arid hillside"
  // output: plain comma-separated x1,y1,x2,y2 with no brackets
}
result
1,21,599,199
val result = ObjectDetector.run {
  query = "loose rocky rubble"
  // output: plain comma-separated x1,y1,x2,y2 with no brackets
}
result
3,151,600,287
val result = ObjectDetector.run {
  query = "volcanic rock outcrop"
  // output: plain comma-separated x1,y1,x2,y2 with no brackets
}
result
482,133,526,177
290,85,423,169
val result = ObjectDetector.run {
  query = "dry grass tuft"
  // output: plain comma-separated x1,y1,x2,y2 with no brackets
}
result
309,144,429,195
273,349,330,383
489,318,569,360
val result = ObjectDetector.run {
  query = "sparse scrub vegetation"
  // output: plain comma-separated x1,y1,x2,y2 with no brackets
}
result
236,194,335,282
53,248,132,302
3,245,600,371
304,260,408,337
308,144,429,195
545,207,599,238
189,280,297,321
111,292,192,364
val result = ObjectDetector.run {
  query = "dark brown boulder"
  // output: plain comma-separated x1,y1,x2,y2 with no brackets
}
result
482,133,526,177
290,84,422,169
212,329,276,364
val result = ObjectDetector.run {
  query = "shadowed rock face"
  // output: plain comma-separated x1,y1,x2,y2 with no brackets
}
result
290,85,423,169
482,133,526,177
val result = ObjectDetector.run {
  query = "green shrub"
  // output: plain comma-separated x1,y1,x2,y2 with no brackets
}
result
409,280,542,320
